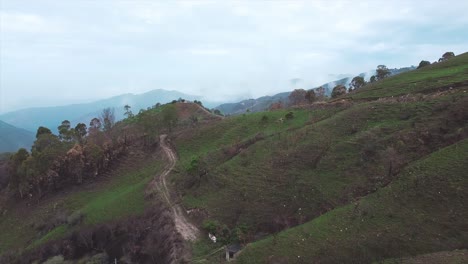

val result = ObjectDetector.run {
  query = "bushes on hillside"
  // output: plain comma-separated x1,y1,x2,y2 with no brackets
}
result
331,85,347,98
7,124,129,199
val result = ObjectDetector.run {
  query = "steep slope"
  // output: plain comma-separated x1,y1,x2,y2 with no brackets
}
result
167,53,467,262
236,138,468,263
0,120,34,153
0,101,223,263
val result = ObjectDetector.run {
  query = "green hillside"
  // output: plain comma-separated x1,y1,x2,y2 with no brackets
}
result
236,138,468,263
167,53,468,262
0,53,467,263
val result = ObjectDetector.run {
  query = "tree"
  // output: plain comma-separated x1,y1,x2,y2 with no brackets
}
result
315,86,326,100
369,75,376,83
439,51,455,62
269,101,283,111
331,85,347,98
124,105,134,118
305,90,316,103
8,148,29,197
88,118,102,137
288,89,307,106
376,65,391,81
417,60,431,69
213,109,223,116
100,107,115,132
36,126,52,139
58,120,72,141
74,123,87,144
350,76,366,90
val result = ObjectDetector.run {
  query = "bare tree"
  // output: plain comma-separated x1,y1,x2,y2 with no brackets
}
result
288,89,307,106
100,107,115,132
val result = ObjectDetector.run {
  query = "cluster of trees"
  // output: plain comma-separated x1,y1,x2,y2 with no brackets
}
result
288,86,326,106
418,51,455,69
7,108,124,199
289,52,457,103
289,64,394,103
332,64,393,98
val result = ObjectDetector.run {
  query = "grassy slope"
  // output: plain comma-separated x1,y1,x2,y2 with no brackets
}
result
0,154,163,254
167,53,468,261
346,52,468,100
379,249,468,264
236,138,468,263
174,91,467,226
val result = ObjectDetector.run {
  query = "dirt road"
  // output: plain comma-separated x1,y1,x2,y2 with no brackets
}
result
157,134,199,241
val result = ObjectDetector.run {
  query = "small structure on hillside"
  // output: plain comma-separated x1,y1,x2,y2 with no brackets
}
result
208,233,217,243
225,243,242,261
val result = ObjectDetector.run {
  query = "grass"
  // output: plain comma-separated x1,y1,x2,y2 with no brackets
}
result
2,53,468,262
64,161,161,225
27,225,67,250
346,52,468,100
191,238,225,263
163,53,468,261
0,155,163,254
172,89,468,231
235,138,468,263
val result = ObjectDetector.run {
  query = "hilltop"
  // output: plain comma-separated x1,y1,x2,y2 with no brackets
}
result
0,52,467,263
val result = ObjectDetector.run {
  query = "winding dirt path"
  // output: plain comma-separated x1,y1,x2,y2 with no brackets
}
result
157,134,199,241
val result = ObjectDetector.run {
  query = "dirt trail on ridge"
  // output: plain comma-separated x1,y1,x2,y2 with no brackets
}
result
155,134,199,241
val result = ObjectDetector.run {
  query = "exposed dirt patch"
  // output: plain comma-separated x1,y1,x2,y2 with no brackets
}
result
148,134,199,241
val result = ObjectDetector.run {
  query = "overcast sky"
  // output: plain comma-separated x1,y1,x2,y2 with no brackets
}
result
1,0,467,113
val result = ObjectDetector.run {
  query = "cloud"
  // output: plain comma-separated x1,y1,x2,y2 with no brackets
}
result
187,48,230,56
0,11,63,33
1,0,467,113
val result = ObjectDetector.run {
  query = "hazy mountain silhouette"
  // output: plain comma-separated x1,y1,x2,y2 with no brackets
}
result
0,120,35,153
0,89,218,133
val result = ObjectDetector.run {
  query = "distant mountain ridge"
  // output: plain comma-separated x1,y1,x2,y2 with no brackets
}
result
0,89,217,133
0,120,35,153
216,66,416,115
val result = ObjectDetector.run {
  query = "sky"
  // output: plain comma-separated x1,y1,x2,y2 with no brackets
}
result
1,0,468,113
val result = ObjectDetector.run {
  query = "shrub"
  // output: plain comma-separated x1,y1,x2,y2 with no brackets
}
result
67,211,84,226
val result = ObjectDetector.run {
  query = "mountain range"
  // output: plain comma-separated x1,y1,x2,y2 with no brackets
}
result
0,66,415,152
0,120,35,153
0,89,217,134
216,66,416,115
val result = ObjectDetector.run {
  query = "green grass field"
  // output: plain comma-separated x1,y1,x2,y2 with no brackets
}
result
236,138,468,263
0,155,163,253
